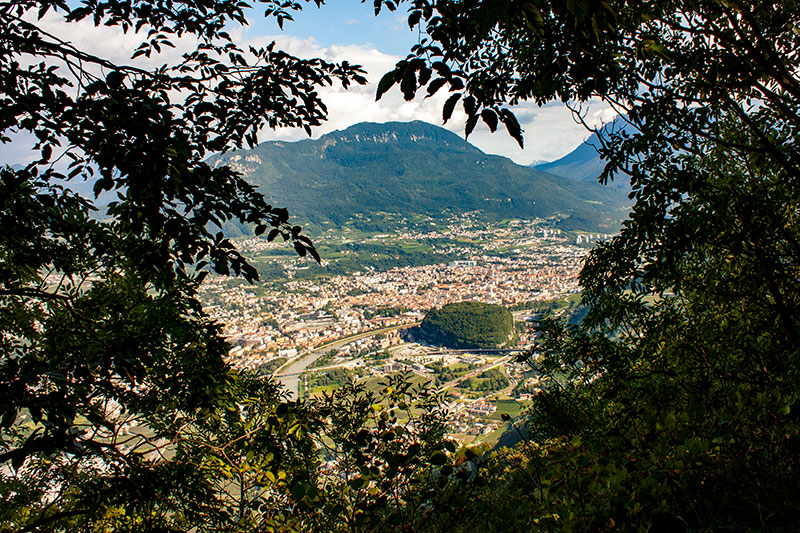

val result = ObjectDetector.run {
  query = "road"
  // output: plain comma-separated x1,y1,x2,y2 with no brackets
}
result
435,354,516,392
275,324,520,399
274,322,418,399
488,374,518,400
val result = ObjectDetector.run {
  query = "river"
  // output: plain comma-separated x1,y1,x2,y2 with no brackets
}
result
274,323,417,399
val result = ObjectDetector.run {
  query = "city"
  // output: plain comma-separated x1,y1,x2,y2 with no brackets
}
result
200,216,596,444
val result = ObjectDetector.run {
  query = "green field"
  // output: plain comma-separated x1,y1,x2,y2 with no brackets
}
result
488,399,529,421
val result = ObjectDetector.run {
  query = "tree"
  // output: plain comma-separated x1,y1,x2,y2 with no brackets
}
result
7,0,800,529
0,1,373,530
375,0,800,528
302,375,454,532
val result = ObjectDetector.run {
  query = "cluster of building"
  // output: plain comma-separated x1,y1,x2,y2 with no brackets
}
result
200,231,586,372
318,247,584,312
443,398,500,436
196,217,602,448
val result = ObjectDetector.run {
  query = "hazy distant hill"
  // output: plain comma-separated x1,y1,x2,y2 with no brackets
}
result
534,137,606,184
209,121,628,231
535,118,634,190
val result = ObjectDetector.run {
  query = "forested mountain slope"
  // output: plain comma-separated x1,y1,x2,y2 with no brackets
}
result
210,121,628,229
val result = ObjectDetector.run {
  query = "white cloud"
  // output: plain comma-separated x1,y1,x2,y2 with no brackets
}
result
2,9,609,166
32,9,198,71
243,33,610,164
589,106,621,126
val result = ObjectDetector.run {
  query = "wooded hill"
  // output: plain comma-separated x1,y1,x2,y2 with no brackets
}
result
209,121,628,231
420,301,514,349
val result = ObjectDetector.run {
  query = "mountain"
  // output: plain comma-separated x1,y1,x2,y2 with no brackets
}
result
535,118,634,189
534,137,606,184
209,121,628,230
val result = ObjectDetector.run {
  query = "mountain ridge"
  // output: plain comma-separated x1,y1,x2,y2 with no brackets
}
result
534,117,635,189
210,121,628,230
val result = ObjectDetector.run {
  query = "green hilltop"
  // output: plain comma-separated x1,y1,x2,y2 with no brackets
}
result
420,301,514,349
209,121,628,230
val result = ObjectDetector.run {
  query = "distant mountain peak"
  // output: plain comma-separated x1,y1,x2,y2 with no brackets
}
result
319,121,482,154
534,117,633,189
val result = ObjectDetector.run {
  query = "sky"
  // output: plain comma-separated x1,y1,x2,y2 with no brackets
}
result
2,2,617,167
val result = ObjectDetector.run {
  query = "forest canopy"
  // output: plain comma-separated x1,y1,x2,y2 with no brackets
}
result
420,301,514,349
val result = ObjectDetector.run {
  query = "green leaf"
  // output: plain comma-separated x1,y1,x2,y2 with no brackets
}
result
400,69,417,101
106,71,124,89
465,113,479,137
376,70,398,100
463,95,477,117
481,109,498,132
348,476,367,490
426,77,448,97
408,10,422,28
500,110,523,148
430,451,447,466
40,144,52,162
443,93,461,123
291,483,306,501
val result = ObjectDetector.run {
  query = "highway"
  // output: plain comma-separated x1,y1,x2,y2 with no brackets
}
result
435,354,516,392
